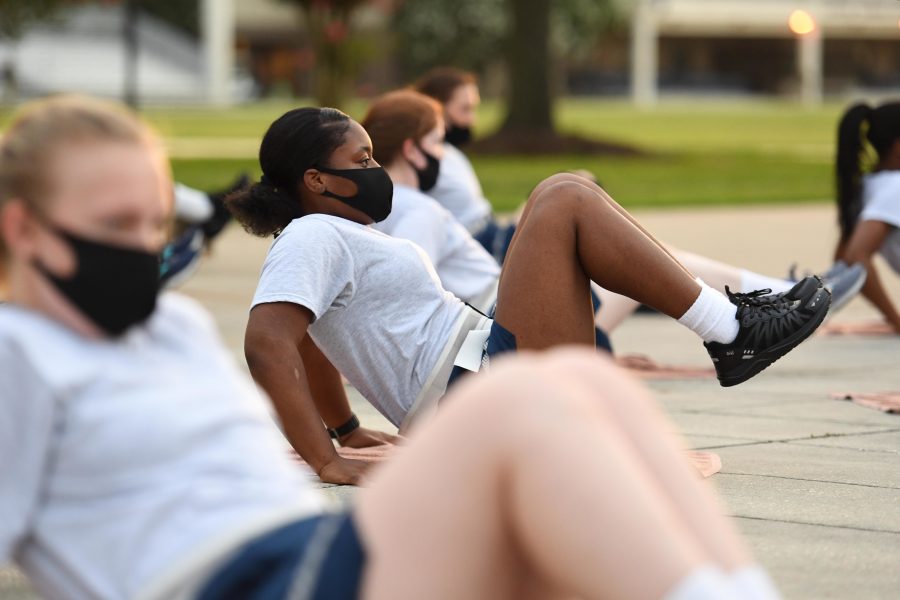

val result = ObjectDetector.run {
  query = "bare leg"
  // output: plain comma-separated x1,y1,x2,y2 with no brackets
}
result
594,247,793,333
594,248,743,332
672,248,742,292
512,173,693,278
357,350,753,600
496,175,701,349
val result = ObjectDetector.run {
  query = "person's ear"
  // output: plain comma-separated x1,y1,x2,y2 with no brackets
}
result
402,138,425,170
302,168,328,195
0,200,38,258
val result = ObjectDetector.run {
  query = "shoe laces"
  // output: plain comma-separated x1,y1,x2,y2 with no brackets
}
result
725,286,793,320
725,286,775,306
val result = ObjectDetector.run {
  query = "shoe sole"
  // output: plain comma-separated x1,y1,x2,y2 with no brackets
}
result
717,286,832,387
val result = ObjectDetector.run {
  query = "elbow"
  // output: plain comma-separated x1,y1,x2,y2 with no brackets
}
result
244,330,286,376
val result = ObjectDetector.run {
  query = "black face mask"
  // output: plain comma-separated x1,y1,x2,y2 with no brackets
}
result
444,124,472,148
413,145,441,192
317,165,394,223
33,222,160,336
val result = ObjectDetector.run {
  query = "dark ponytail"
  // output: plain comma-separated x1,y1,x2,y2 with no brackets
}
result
226,107,351,237
835,103,872,241
835,101,900,241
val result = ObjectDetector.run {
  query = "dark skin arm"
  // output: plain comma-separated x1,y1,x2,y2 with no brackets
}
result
245,302,370,484
837,220,900,332
300,334,401,449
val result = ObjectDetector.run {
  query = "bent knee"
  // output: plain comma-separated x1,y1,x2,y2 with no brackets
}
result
526,179,600,216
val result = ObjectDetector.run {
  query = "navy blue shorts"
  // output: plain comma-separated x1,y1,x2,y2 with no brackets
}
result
473,219,517,265
590,287,613,353
197,512,364,600
445,293,612,391
446,318,518,390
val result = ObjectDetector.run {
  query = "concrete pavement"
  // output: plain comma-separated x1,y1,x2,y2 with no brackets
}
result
2,203,898,599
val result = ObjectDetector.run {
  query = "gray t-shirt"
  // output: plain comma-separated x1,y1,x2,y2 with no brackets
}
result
428,143,493,233
0,295,323,600
374,184,500,306
251,214,466,426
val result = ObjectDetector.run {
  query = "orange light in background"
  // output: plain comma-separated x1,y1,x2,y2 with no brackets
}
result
789,9,816,36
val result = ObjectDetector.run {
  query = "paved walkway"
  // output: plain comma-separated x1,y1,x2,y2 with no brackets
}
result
3,203,898,599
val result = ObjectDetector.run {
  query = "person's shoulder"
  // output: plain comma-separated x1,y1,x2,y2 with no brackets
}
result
400,188,455,230
151,292,217,335
0,303,71,347
865,170,900,192
864,171,900,206
0,304,99,387
278,214,365,243
442,143,467,161
396,185,443,210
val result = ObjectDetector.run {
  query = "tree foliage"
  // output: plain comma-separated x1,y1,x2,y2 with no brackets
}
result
0,0,72,39
393,0,624,77
278,0,372,108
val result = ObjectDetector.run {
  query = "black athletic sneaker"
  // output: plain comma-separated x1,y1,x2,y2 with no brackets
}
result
704,276,831,387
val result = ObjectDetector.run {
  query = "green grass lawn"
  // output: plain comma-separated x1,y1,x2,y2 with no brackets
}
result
2,98,845,211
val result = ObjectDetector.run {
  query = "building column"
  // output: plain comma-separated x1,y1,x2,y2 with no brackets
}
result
797,29,823,105
631,0,658,106
201,0,235,106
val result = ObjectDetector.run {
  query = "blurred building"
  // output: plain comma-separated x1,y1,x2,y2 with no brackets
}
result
0,0,244,105
2,0,898,105
628,0,900,104
0,0,393,105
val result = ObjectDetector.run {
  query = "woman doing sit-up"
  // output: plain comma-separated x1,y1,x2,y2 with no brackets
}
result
1,94,784,600
227,106,831,485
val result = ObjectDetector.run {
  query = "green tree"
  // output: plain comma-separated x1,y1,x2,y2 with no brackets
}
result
0,0,69,39
279,0,371,109
394,0,625,151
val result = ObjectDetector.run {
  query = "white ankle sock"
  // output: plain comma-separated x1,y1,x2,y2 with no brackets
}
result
739,270,793,294
662,565,738,600
677,278,740,344
729,566,782,600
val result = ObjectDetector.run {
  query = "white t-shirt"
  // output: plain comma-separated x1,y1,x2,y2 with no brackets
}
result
861,171,900,273
251,213,466,427
0,294,324,600
374,185,500,307
427,143,493,233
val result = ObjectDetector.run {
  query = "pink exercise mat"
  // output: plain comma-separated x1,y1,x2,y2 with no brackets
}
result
818,321,896,336
830,391,900,414
617,354,716,380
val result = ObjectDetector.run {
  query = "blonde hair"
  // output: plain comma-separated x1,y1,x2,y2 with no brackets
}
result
0,94,162,260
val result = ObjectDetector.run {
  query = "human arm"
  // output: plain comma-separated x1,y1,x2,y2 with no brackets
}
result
840,220,900,332
244,302,369,484
299,335,401,448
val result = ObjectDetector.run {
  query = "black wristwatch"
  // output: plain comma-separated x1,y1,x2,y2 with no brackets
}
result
327,414,360,440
